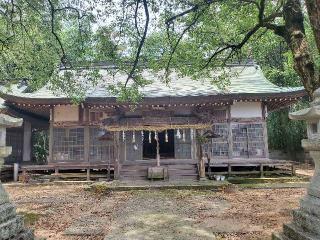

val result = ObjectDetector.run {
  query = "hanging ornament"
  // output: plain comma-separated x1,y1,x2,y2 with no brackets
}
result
141,131,144,141
133,144,138,151
176,129,181,139
132,131,136,143
122,131,126,142
165,130,168,143
182,129,186,142
149,131,152,143
154,131,158,141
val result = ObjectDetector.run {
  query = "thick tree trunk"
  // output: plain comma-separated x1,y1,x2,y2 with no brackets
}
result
305,0,320,55
282,0,320,97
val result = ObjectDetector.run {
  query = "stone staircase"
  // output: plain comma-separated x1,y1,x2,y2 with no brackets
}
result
119,160,198,181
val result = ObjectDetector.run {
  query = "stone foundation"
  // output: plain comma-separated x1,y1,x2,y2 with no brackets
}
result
272,140,320,240
0,184,34,240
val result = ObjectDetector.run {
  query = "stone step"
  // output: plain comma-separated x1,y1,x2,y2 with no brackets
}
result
283,223,320,240
272,232,291,240
169,174,199,180
169,169,198,174
119,175,148,181
119,162,198,180
300,196,320,218
293,209,320,236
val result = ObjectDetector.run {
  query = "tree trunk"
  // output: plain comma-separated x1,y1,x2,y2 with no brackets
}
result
305,0,320,55
282,0,320,97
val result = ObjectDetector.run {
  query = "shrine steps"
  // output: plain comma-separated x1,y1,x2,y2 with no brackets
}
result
119,160,198,181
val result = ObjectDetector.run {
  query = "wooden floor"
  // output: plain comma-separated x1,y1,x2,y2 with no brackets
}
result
14,158,295,181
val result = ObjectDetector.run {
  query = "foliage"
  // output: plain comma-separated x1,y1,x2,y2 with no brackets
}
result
267,103,307,152
32,131,49,164
0,0,318,101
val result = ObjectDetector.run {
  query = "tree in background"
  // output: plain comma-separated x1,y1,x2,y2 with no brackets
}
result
0,1,319,153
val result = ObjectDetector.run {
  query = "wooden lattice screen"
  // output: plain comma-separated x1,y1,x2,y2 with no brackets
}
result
53,128,85,162
89,128,114,163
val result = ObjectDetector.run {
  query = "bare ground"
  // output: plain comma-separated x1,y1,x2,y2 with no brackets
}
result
4,184,306,240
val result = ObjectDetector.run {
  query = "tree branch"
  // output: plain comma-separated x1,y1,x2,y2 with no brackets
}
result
125,0,149,86
202,23,261,69
165,11,202,82
47,0,68,65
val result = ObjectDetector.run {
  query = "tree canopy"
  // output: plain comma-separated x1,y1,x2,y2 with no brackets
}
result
0,0,319,101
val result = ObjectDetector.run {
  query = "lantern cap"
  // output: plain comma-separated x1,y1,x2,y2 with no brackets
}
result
289,88,320,121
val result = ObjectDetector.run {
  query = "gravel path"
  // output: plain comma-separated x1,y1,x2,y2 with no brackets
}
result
4,184,306,240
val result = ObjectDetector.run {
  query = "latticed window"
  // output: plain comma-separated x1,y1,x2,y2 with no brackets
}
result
232,123,265,158
203,123,229,158
89,128,114,163
53,128,84,161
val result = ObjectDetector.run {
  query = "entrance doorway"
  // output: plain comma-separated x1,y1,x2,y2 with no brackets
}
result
143,130,175,159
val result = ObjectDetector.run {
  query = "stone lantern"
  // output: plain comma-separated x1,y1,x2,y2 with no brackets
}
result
273,89,320,240
0,114,34,239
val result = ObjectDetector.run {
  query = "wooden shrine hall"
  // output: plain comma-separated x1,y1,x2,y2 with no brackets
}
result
0,64,306,180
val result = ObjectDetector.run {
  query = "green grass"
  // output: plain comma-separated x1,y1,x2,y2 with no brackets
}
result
18,211,41,226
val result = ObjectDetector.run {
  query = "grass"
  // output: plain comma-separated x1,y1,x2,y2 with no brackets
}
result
18,211,41,226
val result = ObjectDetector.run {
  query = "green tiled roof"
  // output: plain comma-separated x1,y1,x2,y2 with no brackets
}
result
1,64,304,100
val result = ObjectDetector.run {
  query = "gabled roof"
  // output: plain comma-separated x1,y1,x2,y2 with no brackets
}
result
0,64,304,101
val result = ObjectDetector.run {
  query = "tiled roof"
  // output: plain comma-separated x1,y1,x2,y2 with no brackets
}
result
1,64,304,100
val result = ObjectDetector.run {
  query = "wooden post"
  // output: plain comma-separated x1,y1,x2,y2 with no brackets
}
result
228,163,232,176
196,130,206,179
156,138,160,167
107,164,111,180
261,103,269,158
114,131,120,180
13,163,19,182
54,167,59,181
291,164,296,176
86,168,90,181
260,164,264,178
191,128,197,160
49,108,54,163
84,126,90,163
227,106,233,159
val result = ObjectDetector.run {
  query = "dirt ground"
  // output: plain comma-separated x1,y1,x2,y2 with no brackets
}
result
4,184,306,240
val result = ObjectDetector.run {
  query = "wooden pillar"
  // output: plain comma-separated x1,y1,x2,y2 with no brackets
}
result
228,163,232,176
262,103,269,159
260,164,264,178
23,121,32,162
114,131,120,180
86,168,90,181
13,163,19,182
263,121,269,159
227,106,233,159
84,126,90,163
196,129,206,179
156,138,160,167
191,128,197,160
48,108,54,163
291,164,296,176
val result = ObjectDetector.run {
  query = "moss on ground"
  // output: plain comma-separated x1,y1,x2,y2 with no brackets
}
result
19,211,41,226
